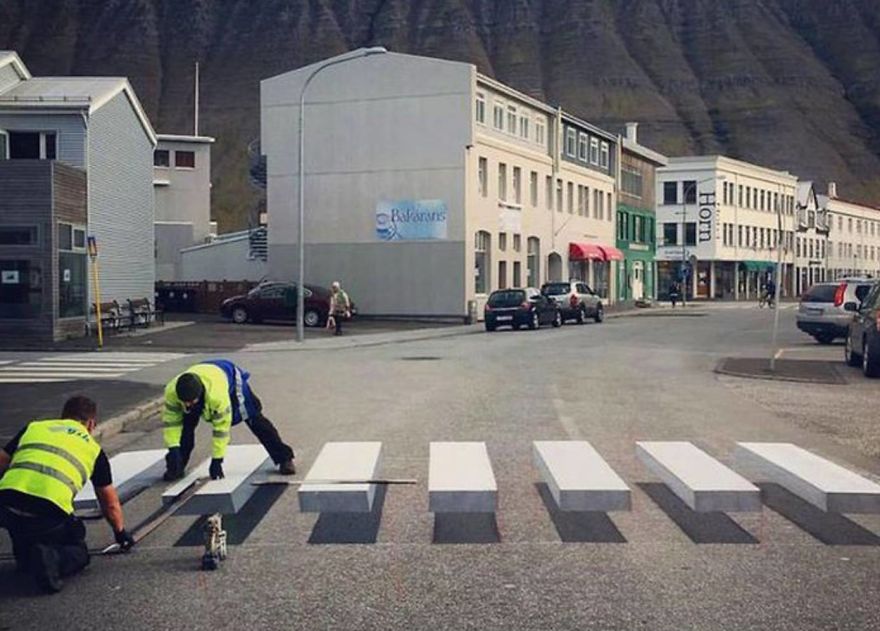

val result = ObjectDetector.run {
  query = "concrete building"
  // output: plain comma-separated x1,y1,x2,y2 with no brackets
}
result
153,133,215,280
177,227,268,282
794,181,830,294
824,182,880,280
615,122,667,302
261,50,620,319
655,156,798,300
0,51,156,341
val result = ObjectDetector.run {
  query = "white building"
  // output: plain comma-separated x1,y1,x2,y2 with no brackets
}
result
260,50,620,319
655,156,798,300
824,182,880,280
794,181,831,294
153,133,214,281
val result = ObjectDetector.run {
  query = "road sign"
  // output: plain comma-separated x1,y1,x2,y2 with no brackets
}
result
87,236,98,258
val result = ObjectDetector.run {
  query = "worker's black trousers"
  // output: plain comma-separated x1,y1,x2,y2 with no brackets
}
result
0,505,89,576
179,394,294,466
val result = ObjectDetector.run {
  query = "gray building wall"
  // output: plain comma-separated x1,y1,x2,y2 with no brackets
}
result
88,92,155,303
179,236,268,282
155,222,194,281
0,62,21,93
0,112,86,167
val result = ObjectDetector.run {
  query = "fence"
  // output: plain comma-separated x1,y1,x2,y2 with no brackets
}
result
155,280,259,314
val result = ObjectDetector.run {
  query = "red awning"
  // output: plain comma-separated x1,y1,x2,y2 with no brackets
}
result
569,243,606,261
599,245,624,261
569,243,624,262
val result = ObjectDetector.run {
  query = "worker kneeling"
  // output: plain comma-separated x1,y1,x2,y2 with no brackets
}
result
163,360,295,481
0,396,134,594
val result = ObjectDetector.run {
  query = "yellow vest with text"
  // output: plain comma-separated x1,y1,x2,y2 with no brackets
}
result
0,419,101,515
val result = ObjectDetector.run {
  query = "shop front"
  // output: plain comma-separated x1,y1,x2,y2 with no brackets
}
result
568,243,622,301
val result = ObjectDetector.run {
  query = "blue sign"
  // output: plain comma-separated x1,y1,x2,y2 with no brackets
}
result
376,199,448,241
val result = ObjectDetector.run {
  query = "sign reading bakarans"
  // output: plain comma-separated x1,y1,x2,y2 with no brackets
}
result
376,199,448,241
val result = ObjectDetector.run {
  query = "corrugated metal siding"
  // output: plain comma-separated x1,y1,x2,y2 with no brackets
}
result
87,92,155,303
0,63,20,93
0,113,86,167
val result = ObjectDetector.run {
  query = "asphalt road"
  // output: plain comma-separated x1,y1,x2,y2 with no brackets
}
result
1,305,878,630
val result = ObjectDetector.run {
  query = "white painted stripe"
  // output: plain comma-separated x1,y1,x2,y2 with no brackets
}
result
0,366,137,373
0,372,125,379
40,357,171,364
17,362,154,369
0,377,65,383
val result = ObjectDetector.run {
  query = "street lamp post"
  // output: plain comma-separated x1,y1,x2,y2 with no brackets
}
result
769,189,787,371
295,47,387,342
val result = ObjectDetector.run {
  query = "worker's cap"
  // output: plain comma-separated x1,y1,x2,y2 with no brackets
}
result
175,373,204,402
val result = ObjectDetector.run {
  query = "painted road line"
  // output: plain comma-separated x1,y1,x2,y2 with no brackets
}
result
429,442,497,513
299,442,384,513
533,441,631,512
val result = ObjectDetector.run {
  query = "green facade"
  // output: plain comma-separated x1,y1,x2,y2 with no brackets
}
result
616,203,656,302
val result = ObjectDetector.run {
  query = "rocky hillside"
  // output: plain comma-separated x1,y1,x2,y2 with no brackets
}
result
3,0,880,230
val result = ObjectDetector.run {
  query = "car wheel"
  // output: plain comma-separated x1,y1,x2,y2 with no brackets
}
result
845,334,861,367
512,323,521,331
528,312,540,330
485,323,496,332
815,334,835,345
304,309,321,328
231,306,249,324
575,307,585,324
594,304,604,323
863,339,880,378
552,310,563,328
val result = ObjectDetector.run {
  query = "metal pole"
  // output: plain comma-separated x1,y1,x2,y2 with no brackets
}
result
769,193,784,371
295,47,386,342
682,196,687,307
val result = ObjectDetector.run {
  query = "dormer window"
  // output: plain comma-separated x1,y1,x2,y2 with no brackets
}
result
8,131,56,160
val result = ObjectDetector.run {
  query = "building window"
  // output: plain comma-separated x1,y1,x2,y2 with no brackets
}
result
738,185,743,207
578,185,585,216
567,182,574,214
546,175,553,210
475,92,486,124
527,237,540,286
513,234,522,252
58,222,86,318
513,261,522,287
513,167,522,204
0,259,42,318
0,226,38,246
498,260,508,289
738,225,743,246
578,133,588,161
633,215,643,243
530,171,538,207
594,189,602,220
175,151,195,168
607,192,612,221
600,142,609,169
535,120,545,147
566,129,577,157
760,190,765,211
494,103,505,130
663,181,677,205
475,231,491,294
498,163,507,201
685,223,696,246
683,180,697,204
618,212,628,241
499,232,507,252
556,179,563,213
584,186,590,217
621,165,643,198
590,138,599,164
519,116,529,140
478,157,488,198
8,131,57,160
507,106,517,135
154,149,170,167
663,223,678,246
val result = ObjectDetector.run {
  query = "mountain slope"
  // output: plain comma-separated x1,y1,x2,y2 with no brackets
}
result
2,0,880,230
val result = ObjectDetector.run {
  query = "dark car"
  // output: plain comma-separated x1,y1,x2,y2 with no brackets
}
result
220,282,352,327
540,280,604,324
845,280,880,377
484,287,562,332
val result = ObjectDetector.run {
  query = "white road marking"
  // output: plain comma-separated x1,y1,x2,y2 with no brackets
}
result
0,352,185,383
551,385,583,440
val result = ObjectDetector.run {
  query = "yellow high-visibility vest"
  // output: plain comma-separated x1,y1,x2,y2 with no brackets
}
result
0,419,101,515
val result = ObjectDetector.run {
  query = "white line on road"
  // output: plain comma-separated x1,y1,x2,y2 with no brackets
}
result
0,372,126,379
551,385,583,440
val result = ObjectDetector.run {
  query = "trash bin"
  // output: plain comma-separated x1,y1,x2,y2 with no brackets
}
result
466,299,477,324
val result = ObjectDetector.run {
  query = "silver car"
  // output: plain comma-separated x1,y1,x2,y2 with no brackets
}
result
540,281,604,324
796,278,875,344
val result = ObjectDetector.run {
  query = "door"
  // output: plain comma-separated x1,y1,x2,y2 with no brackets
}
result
631,261,644,300
256,284,287,320
0,130,7,159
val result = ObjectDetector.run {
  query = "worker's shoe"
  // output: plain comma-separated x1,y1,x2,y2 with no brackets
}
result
278,458,296,475
163,468,185,482
30,545,63,594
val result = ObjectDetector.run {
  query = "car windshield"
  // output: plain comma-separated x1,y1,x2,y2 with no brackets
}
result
542,283,571,296
801,284,838,303
488,290,525,307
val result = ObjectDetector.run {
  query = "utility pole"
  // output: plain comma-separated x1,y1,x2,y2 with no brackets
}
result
194,62,200,136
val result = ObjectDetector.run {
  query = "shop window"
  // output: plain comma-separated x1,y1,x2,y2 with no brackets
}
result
475,231,491,294
0,260,41,318
58,251,86,318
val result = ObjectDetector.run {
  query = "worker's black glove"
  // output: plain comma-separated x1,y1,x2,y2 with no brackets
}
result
209,458,225,480
164,447,183,482
114,529,135,552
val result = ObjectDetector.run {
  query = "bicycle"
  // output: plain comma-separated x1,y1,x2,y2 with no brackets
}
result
758,291,775,309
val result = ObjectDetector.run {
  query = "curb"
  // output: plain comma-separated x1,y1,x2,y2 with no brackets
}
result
93,395,164,442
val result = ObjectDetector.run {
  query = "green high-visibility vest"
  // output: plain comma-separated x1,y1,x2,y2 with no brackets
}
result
0,419,101,515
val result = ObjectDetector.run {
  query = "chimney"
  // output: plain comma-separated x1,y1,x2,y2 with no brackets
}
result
625,122,638,142
828,181,837,199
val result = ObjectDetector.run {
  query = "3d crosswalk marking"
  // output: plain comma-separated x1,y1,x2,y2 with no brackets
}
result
534,441,631,512
75,449,167,511
429,442,497,513
298,442,383,513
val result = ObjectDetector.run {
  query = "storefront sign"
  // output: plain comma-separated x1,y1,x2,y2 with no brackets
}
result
376,199,447,241
697,191,717,243
1,270,19,284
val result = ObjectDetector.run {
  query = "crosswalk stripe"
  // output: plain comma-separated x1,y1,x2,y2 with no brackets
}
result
0,352,186,383
0,377,66,383
0,366,137,373
0,371,127,378
16,362,156,369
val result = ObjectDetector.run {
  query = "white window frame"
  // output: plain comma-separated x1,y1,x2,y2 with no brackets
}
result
600,142,609,169
530,171,538,207
478,157,488,198
498,163,507,201
507,105,517,136
565,129,577,157
493,102,505,131
578,133,588,161
519,115,529,140
535,119,546,147
475,92,486,125
0,129,7,159
590,138,600,165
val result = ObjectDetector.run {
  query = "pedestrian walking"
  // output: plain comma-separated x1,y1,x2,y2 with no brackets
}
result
162,360,296,481
328,281,351,336
669,281,680,308
0,396,134,593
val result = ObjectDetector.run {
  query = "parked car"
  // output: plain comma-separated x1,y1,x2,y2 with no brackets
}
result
484,287,562,331
220,282,354,327
540,280,604,324
796,278,874,344
845,280,880,377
